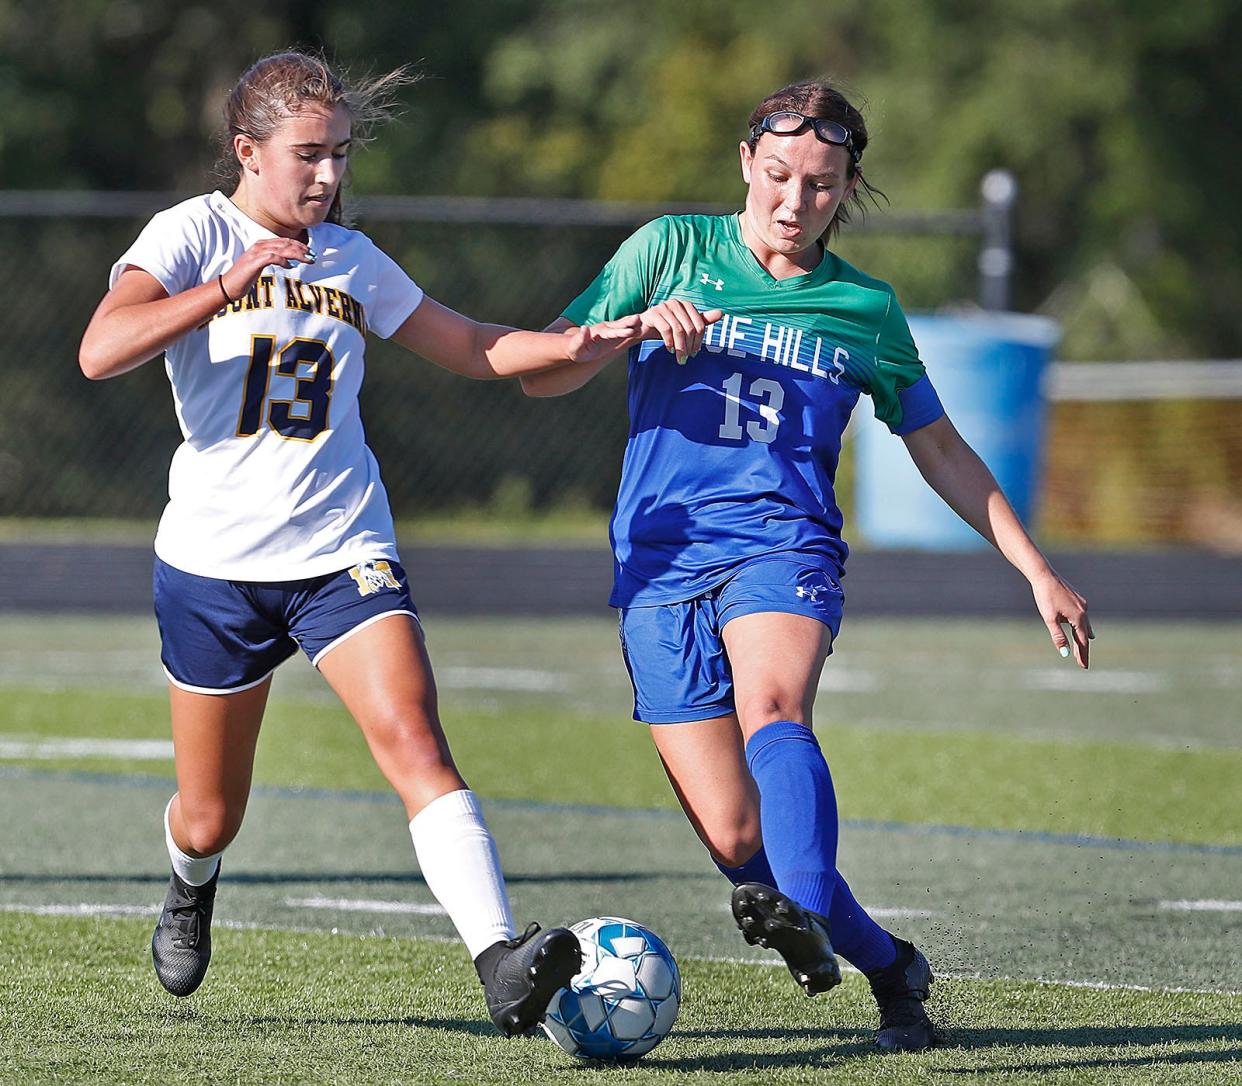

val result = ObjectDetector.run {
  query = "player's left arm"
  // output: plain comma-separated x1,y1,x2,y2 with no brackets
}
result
389,296,645,379
901,415,1094,667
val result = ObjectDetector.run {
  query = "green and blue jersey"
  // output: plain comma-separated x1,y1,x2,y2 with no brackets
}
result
563,213,943,607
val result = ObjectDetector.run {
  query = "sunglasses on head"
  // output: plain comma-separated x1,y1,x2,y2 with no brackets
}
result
749,111,860,163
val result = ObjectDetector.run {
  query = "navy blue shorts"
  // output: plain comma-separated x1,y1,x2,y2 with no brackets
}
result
153,557,419,694
617,555,844,725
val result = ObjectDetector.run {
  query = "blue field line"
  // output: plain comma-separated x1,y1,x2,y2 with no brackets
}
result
4,763,1241,858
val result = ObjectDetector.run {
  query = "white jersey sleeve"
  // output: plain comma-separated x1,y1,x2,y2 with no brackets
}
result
110,192,425,582
366,245,425,339
111,201,213,296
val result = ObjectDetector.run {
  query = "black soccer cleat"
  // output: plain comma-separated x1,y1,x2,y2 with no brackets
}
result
867,937,940,1052
151,865,219,997
730,882,842,996
480,923,582,1037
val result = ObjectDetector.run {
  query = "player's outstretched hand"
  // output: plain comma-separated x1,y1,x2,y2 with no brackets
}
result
563,316,647,363
1031,570,1093,669
639,300,725,365
221,237,317,301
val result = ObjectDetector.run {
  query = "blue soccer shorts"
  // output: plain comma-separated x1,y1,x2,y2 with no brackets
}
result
617,554,845,725
153,556,420,694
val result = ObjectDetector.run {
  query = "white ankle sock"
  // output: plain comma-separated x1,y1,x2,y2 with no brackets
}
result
164,797,222,887
408,789,516,959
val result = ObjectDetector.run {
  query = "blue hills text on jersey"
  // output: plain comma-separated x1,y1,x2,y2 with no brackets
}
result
198,273,367,334
698,311,848,383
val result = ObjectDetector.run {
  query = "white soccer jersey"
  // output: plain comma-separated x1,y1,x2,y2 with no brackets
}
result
110,192,424,581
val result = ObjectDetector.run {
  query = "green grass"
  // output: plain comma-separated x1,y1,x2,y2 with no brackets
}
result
1,684,1238,845
2,613,1240,1083
2,915,1238,1086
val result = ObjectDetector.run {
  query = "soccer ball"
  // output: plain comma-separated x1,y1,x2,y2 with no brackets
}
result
542,916,681,1060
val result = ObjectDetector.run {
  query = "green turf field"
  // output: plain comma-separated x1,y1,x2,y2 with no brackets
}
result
1,613,1240,1084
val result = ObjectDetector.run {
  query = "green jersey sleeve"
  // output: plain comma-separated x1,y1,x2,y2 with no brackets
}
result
867,291,938,433
561,217,673,326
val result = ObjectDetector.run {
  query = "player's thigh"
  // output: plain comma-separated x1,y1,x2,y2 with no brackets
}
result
292,561,450,758
315,612,460,779
716,557,841,737
168,677,271,847
648,714,762,866
722,612,832,737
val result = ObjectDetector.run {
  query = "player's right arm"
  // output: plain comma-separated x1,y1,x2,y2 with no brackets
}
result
79,237,312,380
521,302,723,398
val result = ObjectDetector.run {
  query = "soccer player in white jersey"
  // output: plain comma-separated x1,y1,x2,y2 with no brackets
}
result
76,50,665,1036
523,80,1095,1051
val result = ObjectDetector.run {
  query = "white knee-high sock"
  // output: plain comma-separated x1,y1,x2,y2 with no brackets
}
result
164,797,221,887
409,789,516,959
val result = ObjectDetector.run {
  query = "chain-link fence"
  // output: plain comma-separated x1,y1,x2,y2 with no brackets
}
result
2,189,997,522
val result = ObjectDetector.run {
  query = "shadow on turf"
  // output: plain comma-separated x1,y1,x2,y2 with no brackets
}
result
647,1026,874,1069
945,1025,1241,1050
939,1046,1242,1075
226,1015,497,1038
654,1026,1241,1072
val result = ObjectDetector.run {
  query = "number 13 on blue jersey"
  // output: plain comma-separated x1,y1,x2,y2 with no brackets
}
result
718,372,784,444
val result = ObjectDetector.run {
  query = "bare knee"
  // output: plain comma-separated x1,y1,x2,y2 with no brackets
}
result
364,714,465,815
734,692,808,735
369,713,456,775
177,798,245,856
700,816,764,869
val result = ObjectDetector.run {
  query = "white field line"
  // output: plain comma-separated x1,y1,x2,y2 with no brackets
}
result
0,650,159,677
3,902,1237,996
817,669,879,693
0,902,158,916
717,903,936,920
0,901,461,944
1005,974,1242,997
858,907,936,920
0,737,174,760
1021,669,1169,694
1159,899,1242,912
435,667,570,692
284,896,447,916
690,954,1242,997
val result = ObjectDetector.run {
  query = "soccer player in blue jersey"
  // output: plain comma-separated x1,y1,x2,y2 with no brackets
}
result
522,80,1094,1052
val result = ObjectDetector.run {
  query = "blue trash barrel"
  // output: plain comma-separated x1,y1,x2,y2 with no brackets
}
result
854,312,1059,550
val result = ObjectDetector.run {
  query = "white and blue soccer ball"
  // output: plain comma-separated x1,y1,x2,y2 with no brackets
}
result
542,916,681,1060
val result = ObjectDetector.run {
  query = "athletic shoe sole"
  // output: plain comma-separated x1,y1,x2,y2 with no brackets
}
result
731,882,842,996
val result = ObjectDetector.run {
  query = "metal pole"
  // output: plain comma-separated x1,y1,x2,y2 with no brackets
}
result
978,169,1017,310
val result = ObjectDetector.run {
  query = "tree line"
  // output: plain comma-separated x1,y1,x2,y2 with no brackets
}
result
2,0,1238,359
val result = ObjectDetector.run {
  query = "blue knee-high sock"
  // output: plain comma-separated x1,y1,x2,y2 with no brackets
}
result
745,721,896,973
828,871,896,973
745,721,839,916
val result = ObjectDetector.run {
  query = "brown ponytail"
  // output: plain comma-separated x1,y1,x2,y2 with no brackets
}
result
216,50,416,224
